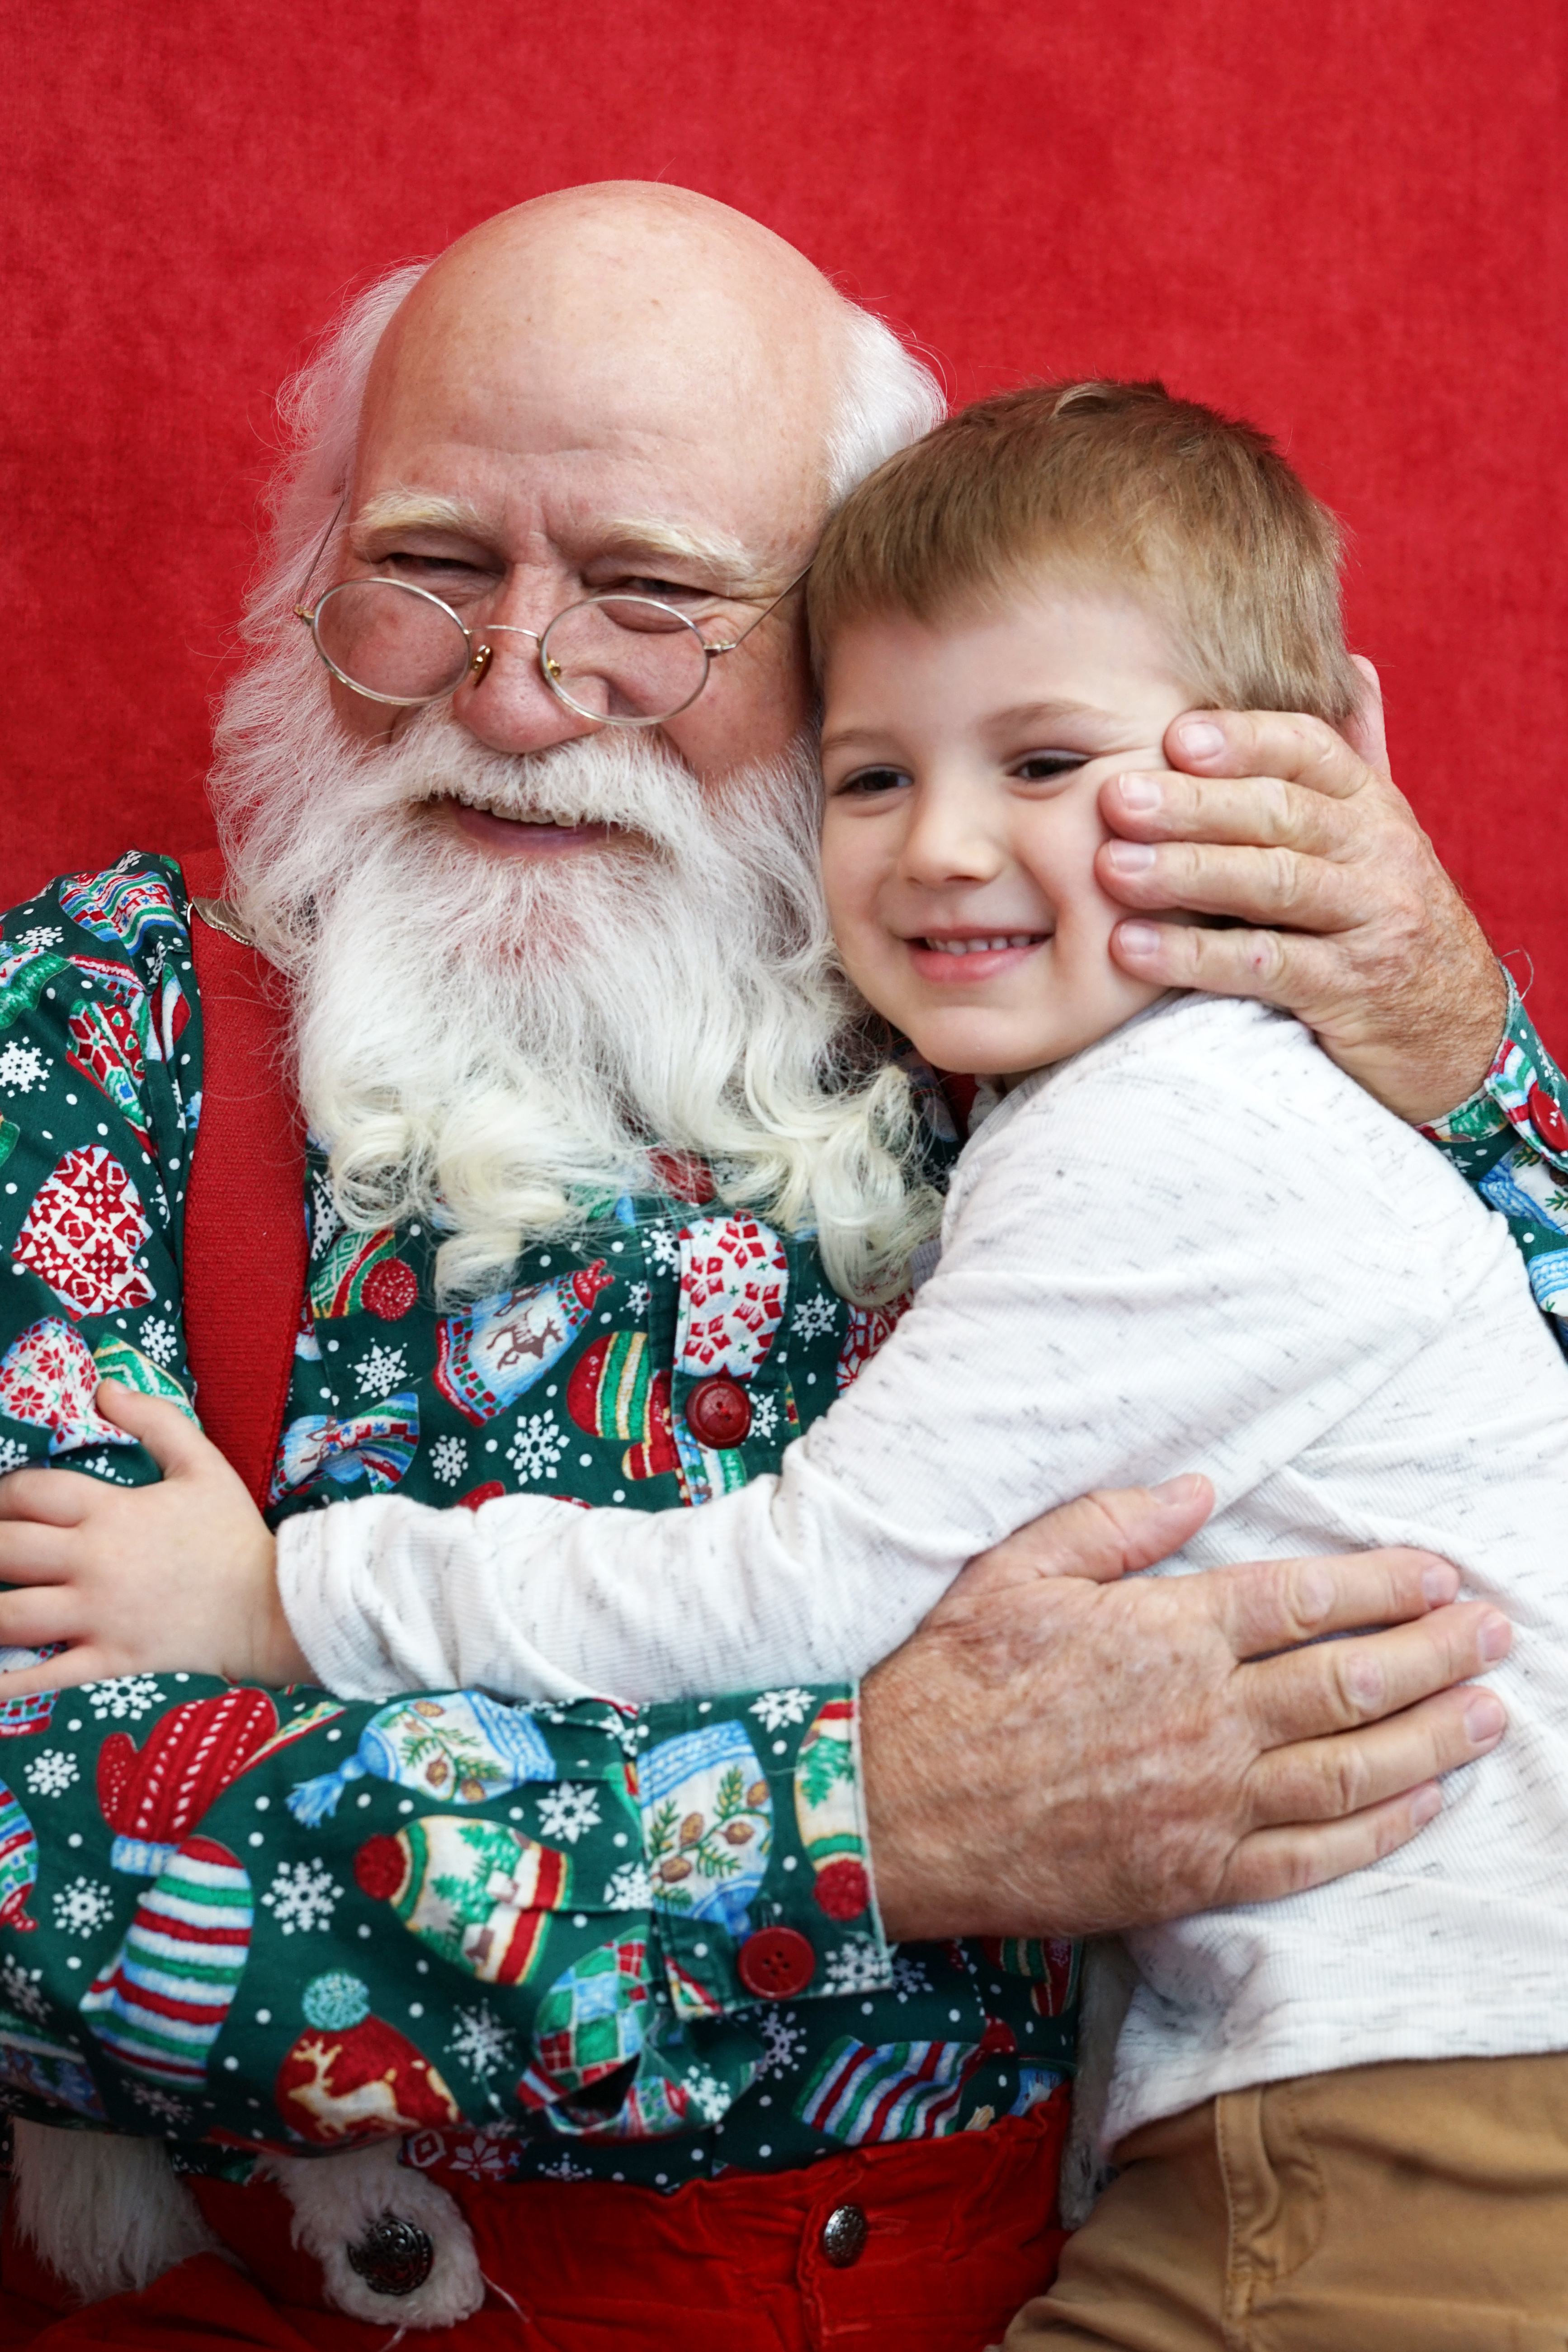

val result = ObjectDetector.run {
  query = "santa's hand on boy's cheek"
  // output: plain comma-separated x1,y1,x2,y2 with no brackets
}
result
1093,695,1507,1124
0,1383,306,1691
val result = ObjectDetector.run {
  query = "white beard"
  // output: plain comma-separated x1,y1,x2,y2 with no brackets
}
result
211,662,935,1303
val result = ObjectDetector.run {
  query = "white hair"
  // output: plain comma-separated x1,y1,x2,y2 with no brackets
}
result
211,251,948,1305
827,301,947,501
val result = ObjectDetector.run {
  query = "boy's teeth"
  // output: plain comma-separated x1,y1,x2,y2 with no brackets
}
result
923,935,1039,954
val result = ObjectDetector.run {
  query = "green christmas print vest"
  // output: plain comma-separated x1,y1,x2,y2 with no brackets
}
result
0,855,1078,2187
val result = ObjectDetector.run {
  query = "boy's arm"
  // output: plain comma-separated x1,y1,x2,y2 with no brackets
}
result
1421,973,1568,1356
276,1001,1490,1708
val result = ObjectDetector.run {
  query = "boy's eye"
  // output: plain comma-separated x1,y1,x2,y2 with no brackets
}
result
835,765,910,798
1013,751,1088,783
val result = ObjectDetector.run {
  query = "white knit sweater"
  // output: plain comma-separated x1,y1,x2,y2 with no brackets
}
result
279,995,1568,2139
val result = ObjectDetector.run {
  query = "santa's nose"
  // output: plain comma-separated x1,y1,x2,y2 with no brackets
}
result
453,632,600,759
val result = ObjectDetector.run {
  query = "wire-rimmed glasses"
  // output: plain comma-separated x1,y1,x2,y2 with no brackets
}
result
293,522,809,728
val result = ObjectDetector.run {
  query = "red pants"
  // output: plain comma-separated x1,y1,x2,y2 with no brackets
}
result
1,2096,1068,2352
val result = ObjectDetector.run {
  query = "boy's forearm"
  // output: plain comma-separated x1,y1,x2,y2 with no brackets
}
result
275,1491,606,1701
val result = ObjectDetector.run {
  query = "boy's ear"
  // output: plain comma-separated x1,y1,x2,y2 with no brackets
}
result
1342,655,1389,776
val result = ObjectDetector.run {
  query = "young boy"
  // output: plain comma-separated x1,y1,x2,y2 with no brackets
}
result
7,383,1568,2343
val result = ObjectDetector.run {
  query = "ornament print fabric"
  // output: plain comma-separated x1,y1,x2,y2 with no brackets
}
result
1423,971,1568,1340
0,854,1563,2192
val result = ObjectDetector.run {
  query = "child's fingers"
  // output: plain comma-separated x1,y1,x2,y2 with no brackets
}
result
93,1381,222,1479
0,1470,96,1529
0,1523,78,1581
0,1586,83,1650
0,1646,106,1703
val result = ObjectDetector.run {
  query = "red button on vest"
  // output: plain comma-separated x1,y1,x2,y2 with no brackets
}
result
685,1374,752,1448
737,1925,816,1999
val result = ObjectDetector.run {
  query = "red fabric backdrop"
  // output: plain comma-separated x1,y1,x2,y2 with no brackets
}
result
4,1,1565,1031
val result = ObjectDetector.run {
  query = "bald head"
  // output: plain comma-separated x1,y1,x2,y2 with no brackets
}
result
303,184,940,781
359,183,855,567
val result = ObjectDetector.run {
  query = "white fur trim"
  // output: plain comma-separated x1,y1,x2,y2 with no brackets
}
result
265,2139,485,2329
11,2121,222,2301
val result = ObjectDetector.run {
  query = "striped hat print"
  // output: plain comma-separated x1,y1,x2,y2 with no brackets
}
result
80,1835,253,2084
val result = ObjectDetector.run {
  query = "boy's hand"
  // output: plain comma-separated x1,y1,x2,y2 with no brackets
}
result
1096,665,1509,1124
0,1383,311,1695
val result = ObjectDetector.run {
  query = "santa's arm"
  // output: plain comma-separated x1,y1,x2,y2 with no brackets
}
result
277,1002,1481,1706
1421,971,1568,1356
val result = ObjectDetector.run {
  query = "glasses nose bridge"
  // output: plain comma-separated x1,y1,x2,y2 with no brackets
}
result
479,619,543,648
469,556,575,647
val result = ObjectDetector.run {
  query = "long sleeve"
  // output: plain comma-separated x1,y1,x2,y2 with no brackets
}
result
279,995,1502,1706
1422,970,1568,1351
0,855,202,1488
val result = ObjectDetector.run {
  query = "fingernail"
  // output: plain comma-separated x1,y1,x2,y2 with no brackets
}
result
1115,775,1163,812
1409,1785,1442,1828
1102,841,1156,874
1478,1614,1512,1662
1421,1563,1460,1604
1150,1474,1204,1505
1176,720,1225,760
1464,1692,1506,1743
1115,922,1162,959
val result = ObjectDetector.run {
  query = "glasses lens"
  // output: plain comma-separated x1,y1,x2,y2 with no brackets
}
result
539,596,709,725
313,580,471,704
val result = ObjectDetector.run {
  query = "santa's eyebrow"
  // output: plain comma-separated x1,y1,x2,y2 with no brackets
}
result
352,491,496,543
349,496,771,592
592,517,768,590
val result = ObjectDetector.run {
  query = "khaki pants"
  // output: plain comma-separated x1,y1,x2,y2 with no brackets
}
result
1006,2053,1568,2352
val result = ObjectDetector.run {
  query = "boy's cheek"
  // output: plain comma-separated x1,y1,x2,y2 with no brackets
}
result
821,830,888,954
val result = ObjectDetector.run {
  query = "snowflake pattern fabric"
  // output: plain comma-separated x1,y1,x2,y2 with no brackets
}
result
430,1435,468,1487
0,853,1560,2193
0,1041,51,1097
1423,971,1568,1350
260,1858,344,1935
82,1677,165,1722
535,1784,602,1845
23,1751,78,1799
507,1411,568,1484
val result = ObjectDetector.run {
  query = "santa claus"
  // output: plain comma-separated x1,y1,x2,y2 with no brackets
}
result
0,184,1543,2347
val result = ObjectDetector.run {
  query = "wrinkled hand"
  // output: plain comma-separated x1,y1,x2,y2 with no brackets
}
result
0,1383,310,1695
861,1475,1510,1941
1096,667,1508,1123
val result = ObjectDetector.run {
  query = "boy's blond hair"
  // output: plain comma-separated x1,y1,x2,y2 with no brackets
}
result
808,379,1364,727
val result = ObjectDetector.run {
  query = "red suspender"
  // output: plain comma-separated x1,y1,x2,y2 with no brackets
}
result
180,850,307,1510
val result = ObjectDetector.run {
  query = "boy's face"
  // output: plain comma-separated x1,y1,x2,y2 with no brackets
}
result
819,580,1192,1079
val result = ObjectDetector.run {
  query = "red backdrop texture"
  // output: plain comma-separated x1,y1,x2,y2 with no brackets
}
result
3,2,1564,1031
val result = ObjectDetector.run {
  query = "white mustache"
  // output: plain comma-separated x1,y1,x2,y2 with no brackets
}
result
382,711,701,851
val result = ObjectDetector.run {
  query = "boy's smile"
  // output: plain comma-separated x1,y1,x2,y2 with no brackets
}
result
819,583,1196,1079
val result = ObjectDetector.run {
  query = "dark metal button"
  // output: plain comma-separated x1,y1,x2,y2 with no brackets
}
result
737,1924,816,1999
345,2211,435,2298
685,1374,752,1448
821,2203,869,2267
